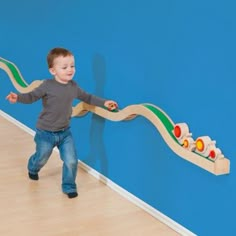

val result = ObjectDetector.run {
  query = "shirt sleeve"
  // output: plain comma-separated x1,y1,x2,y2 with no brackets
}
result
17,81,46,104
76,86,106,107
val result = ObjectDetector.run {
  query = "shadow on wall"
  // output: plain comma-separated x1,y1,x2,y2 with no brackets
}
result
83,53,108,179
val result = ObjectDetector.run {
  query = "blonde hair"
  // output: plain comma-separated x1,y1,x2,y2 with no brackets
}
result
47,48,73,68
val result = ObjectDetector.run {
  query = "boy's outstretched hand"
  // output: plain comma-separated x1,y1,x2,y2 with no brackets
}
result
104,100,118,111
6,92,18,103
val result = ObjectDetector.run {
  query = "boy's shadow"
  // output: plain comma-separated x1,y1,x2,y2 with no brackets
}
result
82,53,108,180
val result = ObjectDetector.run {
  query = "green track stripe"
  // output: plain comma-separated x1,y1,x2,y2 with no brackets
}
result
143,104,177,141
143,104,214,162
0,58,27,88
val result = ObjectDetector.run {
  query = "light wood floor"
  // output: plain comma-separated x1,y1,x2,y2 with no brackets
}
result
0,114,180,236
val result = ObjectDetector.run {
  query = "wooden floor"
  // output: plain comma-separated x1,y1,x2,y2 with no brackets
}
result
0,114,180,236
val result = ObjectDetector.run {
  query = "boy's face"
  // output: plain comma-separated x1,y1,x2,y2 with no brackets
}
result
49,55,75,84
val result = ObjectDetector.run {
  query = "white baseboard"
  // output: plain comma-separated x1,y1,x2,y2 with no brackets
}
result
0,109,196,236
78,161,196,236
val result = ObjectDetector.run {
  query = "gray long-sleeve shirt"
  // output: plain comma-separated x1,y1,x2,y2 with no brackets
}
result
17,79,106,131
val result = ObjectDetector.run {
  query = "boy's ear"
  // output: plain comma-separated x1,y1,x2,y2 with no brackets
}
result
49,68,56,75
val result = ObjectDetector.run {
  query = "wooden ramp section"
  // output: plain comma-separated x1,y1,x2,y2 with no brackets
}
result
0,114,181,236
72,102,230,175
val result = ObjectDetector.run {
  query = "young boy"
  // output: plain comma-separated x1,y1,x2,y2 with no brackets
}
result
6,47,118,198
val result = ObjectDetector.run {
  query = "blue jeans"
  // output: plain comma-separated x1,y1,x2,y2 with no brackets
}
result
28,128,78,194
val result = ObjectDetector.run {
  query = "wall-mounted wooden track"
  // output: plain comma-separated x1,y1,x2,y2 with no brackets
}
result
72,102,230,175
0,57,43,93
0,56,230,175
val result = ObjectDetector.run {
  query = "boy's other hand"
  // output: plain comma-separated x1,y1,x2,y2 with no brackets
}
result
104,100,118,111
6,92,18,103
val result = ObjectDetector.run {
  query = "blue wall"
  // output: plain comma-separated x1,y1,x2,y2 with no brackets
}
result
1,1,236,235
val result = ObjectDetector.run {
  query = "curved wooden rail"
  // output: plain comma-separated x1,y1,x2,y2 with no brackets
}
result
72,102,230,175
0,57,43,93
0,57,230,175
